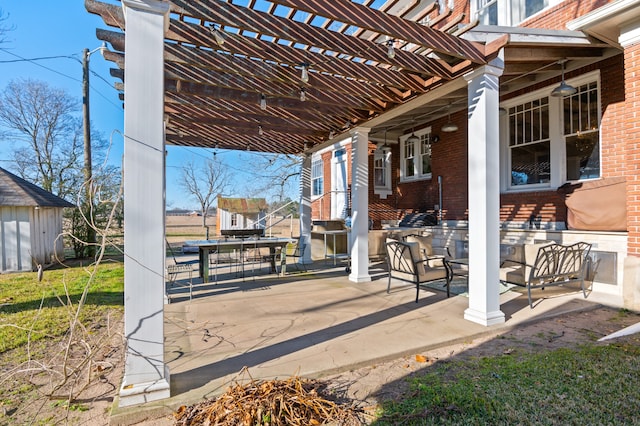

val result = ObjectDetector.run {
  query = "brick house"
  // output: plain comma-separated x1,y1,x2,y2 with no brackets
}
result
308,0,640,311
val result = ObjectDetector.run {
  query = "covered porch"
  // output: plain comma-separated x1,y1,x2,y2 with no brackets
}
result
86,0,630,409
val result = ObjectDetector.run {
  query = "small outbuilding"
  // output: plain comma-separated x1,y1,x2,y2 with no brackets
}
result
216,197,267,234
0,167,74,272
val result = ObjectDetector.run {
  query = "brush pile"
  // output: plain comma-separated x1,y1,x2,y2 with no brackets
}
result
173,375,364,425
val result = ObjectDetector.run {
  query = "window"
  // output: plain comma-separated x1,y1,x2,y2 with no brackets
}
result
472,0,555,26
400,129,434,182
563,82,600,181
374,145,392,198
311,158,323,197
502,73,601,191
476,0,498,25
508,97,550,187
230,213,238,227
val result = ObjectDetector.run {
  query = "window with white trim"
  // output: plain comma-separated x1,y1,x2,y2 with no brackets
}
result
373,145,392,198
311,158,323,197
508,97,550,187
563,82,600,181
472,0,555,26
502,72,601,191
400,129,434,182
231,213,238,227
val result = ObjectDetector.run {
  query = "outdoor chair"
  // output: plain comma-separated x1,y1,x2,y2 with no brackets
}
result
166,239,198,301
385,240,450,302
269,240,307,275
499,241,592,308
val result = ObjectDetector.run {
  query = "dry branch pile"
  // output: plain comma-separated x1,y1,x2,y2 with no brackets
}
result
173,375,364,425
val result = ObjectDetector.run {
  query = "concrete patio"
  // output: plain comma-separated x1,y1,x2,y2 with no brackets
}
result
111,257,609,424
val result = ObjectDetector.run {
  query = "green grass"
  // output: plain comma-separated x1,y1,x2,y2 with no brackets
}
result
374,343,640,425
0,262,124,353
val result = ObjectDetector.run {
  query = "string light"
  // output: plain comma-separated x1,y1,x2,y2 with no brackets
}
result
300,87,306,102
300,64,309,83
259,94,267,110
386,39,395,59
209,24,225,47
258,125,264,135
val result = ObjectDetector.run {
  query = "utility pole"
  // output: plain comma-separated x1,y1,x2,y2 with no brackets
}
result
82,44,106,257
82,48,95,258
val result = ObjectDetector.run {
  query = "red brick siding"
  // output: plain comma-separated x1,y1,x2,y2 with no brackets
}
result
625,44,640,255
520,0,612,30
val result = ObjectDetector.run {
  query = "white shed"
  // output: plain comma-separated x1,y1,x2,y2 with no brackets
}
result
0,168,74,272
216,197,267,233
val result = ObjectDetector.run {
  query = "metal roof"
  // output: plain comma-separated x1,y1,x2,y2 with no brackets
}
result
0,168,75,208
218,197,267,213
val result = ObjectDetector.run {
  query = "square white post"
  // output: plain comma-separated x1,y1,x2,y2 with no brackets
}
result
463,55,506,326
119,0,170,406
349,127,371,282
298,154,312,264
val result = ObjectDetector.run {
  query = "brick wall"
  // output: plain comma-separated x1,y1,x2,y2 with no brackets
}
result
625,43,640,255
520,0,611,30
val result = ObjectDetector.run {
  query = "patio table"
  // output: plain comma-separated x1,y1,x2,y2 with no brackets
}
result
185,237,295,283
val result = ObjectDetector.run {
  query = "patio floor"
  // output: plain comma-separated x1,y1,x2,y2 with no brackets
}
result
111,256,605,424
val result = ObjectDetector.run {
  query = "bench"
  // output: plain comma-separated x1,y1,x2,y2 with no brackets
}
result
499,241,592,308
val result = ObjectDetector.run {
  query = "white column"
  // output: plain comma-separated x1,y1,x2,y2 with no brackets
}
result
298,154,312,264
120,0,170,407
349,127,371,282
463,54,505,326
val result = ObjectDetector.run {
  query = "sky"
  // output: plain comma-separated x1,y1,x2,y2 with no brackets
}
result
0,1,299,210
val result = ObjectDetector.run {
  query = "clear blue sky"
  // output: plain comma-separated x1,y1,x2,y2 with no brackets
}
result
0,1,299,209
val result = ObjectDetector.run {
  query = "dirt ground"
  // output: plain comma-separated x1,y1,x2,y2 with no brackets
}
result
3,304,638,425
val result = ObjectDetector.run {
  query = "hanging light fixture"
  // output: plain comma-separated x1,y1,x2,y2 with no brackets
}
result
209,24,225,47
441,104,458,133
300,63,310,83
551,59,577,97
329,130,335,139
259,94,267,110
386,39,395,59
258,125,264,136
300,87,306,102
406,119,419,144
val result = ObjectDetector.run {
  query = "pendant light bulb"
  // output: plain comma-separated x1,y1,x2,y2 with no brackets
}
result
259,94,267,111
210,24,225,47
258,125,264,136
300,64,309,83
387,39,395,59
300,87,306,102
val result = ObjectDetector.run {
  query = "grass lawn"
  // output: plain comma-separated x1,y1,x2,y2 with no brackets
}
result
0,261,124,354
374,340,640,425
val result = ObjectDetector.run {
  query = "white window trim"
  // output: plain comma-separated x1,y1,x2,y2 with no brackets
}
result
471,0,562,26
310,153,323,201
400,127,433,183
373,144,392,198
500,70,601,193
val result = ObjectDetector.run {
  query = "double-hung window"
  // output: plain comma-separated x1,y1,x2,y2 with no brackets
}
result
472,0,556,26
503,72,601,191
400,129,434,182
508,97,550,187
374,145,392,198
311,157,323,197
564,82,600,181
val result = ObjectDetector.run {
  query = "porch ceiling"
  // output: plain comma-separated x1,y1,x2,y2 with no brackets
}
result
86,0,617,154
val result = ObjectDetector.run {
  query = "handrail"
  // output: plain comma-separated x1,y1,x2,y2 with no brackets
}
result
261,200,297,237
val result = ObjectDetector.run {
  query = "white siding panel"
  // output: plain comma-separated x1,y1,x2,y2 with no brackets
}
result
0,206,32,272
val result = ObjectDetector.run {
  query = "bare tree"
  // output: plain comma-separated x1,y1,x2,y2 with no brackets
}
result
0,8,14,45
244,154,301,203
0,78,113,257
180,157,231,229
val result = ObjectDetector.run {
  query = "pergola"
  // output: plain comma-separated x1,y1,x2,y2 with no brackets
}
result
86,0,614,407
